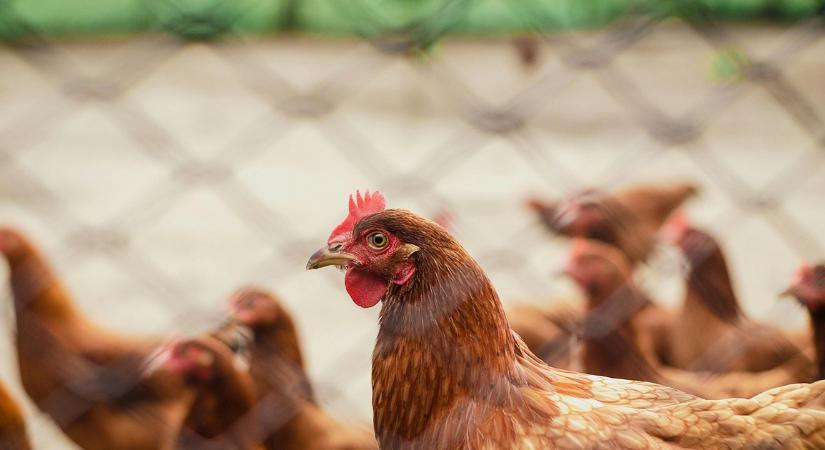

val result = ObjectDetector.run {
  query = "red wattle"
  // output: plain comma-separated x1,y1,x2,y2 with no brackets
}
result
345,267,388,308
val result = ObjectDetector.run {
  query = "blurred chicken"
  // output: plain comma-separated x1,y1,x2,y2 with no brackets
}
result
564,238,669,380
662,214,802,373
0,382,32,450
784,262,825,379
527,180,698,265
307,190,825,449
163,336,260,450
212,288,377,450
564,238,817,398
0,227,258,448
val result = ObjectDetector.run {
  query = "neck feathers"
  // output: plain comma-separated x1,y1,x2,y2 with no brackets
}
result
685,247,743,323
372,232,521,446
581,282,659,382
7,247,76,321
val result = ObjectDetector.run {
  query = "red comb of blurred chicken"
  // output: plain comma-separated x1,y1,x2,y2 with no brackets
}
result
528,181,697,265
213,288,377,450
307,191,825,449
663,216,801,373
0,382,32,450
155,335,259,450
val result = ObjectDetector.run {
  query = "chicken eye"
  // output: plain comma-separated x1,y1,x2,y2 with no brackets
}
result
367,232,388,250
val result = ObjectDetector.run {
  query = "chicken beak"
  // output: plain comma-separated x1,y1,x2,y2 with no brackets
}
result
306,245,358,270
778,286,795,300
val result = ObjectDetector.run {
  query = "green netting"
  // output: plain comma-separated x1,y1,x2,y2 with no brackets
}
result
0,0,821,40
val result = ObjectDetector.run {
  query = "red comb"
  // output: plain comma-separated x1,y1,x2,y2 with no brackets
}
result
525,197,546,212
662,210,690,241
791,262,812,285
433,209,455,234
328,190,386,243
569,238,589,258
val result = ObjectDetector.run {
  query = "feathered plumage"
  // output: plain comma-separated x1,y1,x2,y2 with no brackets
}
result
308,195,825,449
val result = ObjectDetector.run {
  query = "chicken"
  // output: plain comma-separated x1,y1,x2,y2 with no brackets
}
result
29,333,259,450
307,190,825,449
662,214,802,372
212,287,377,450
563,239,684,385
563,237,813,399
161,336,260,450
0,226,257,449
527,181,697,265
784,262,825,379
0,382,32,450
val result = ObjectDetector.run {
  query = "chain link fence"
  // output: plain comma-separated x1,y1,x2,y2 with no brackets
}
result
1,1,825,448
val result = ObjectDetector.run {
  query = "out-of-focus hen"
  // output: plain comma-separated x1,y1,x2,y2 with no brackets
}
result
307,190,825,449
212,288,377,450
528,181,697,265
563,239,679,383
0,227,257,449
562,238,813,399
662,214,802,373
0,382,31,450
162,336,259,450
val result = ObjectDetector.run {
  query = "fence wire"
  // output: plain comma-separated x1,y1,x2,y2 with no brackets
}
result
1,2,825,449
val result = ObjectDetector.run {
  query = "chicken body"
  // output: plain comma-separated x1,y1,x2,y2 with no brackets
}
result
308,200,825,449
0,227,257,449
667,225,801,373
212,288,377,450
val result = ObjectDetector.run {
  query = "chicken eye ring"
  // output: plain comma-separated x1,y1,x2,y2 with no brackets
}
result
367,231,388,250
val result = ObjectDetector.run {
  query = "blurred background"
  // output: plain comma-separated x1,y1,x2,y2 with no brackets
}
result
1,0,825,447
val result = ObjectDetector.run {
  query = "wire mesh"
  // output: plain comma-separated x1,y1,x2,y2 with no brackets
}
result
1,1,824,448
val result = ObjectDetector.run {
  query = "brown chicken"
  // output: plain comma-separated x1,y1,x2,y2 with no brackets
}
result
527,180,698,265
212,287,377,450
562,239,698,388
0,382,32,450
784,262,825,379
307,190,825,449
162,336,260,450
662,214,802,373
0,226,257,449
562,237,814,399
